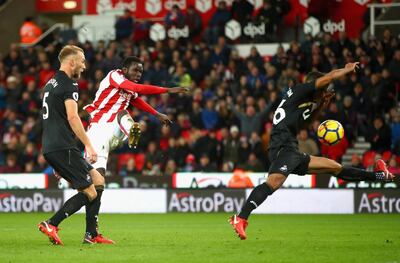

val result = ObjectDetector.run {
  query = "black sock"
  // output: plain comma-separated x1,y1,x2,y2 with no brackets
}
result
238,183,273,220
336,167,384,181
49,192,90,227
85,186,104,237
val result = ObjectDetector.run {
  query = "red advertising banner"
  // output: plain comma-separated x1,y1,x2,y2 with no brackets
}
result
36,0,82,13
87,0,217,26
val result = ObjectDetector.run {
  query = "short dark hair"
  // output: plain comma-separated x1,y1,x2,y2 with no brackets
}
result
122,56,143,69
305,71,325,83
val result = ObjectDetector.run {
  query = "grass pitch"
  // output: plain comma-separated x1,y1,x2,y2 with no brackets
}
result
0,213,399,263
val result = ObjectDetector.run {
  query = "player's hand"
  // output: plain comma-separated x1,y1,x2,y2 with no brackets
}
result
345,62,359,72
321,92,335,108
53,169,62,180
156,112,172,125
85,145,98,164
168,87,191,94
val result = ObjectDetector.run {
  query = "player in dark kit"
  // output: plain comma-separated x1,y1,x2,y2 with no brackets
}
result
229,62,396,240
38,45,114,245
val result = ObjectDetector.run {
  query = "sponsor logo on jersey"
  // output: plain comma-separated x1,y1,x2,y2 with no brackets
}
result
47,78,58,88
279,165,288,172
72,92,79,101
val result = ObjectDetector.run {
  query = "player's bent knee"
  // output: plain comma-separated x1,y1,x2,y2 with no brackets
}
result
266,173,287,191
96,167,106,177
81,185,97,201
329,160,342,171
90,168,105,185
117,110,130,123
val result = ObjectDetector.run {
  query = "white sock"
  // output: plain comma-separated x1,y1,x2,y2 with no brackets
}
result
114,114,134,140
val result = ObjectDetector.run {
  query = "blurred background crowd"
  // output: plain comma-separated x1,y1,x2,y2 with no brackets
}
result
0,0,399,177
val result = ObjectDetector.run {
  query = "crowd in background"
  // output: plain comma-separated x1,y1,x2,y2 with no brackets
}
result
0,4,399,177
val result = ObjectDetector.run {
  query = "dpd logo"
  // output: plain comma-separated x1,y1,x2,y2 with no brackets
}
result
323,19,345,34
225,19,241,40
243,23,265,38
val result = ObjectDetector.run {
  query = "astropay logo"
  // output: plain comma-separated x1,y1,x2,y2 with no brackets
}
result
356,190,400,213
168,190,246,212
0,191,63,212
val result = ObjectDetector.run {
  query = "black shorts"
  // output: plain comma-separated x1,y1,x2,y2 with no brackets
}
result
44,148,93,189
268,147,310,177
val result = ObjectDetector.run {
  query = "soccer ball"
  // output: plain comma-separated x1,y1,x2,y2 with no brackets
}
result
317,120,344,146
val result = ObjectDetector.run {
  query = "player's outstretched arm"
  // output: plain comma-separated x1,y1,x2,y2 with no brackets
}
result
119,80,168,94
130,97,172,125
315,62,359,89
65,99,97,163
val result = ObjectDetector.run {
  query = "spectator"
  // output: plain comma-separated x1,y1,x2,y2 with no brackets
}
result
185,5,202,38
165,4,185,28
231,102,272,138
387,156,400,175
0,154,21,173
145,141,163,168
389,107,400,150
366,116,392,153
195,154,217,172
223,125,240,165
231,0,254,25
388,49,400,83
201,99,219,130
38,61,55,88
241,153,264,172
350,154,364,169
164,159,177,176
115,9,134,41
192,130,219,163
20,17,42,44
120,157,141,177
207,1,231,44
256,0,278,38
298,129,319,156
182,154,196,172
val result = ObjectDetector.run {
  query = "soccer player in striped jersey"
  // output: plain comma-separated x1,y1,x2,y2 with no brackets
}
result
82,56,188,242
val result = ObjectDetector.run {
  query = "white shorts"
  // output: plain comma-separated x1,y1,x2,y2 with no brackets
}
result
86,119,123,170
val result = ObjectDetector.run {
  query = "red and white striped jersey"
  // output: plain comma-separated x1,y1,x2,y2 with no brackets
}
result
84,69,138,123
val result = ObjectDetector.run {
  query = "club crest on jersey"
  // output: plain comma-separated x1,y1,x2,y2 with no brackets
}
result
279,165,288,172
72,92,79,101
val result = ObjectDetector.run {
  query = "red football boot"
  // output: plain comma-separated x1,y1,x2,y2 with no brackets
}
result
375,159,395,181
83,233,115,244
229,215,248,240
38,221,63,245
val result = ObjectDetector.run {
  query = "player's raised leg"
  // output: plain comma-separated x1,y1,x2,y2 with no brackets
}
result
111,110,141,149
308,156,395,181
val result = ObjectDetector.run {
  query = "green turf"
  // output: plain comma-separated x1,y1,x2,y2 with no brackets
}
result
0,213,399,263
